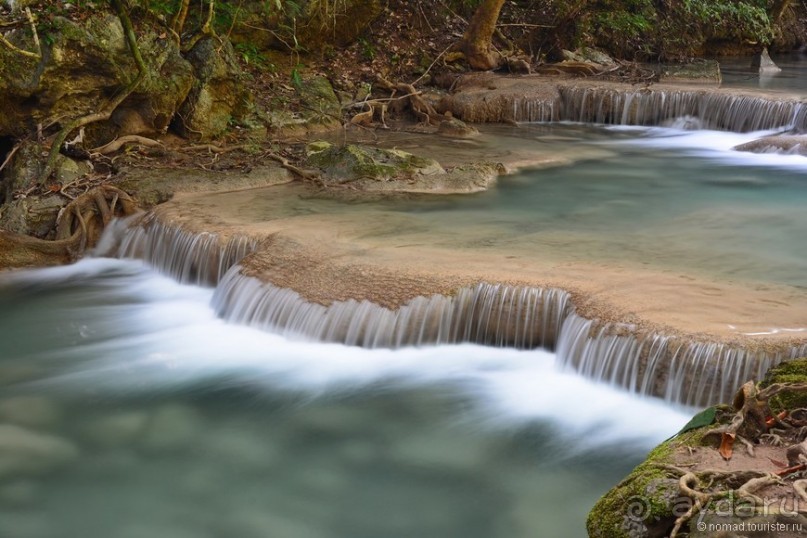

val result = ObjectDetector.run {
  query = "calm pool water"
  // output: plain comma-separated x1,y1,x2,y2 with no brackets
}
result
0,259,688,538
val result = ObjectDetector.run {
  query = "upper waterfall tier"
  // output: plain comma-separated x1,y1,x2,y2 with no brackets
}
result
440,76,807,132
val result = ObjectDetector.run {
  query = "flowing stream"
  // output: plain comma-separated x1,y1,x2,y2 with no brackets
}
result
2,57,807,537
0,259,689,538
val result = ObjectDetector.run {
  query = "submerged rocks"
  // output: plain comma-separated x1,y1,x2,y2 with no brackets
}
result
734,135,807,156
0,424,79,479
659,60,722,84
0,396,61,429
139,404,204,453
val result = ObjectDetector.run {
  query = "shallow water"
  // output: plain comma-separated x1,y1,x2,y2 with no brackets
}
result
721,53,807,94
202,122,807,289
0,259,689,538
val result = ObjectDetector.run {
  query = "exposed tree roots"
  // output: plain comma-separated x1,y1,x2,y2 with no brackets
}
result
662,381,807,535
376,77,444,125
53,185,139,256
0,185,139,267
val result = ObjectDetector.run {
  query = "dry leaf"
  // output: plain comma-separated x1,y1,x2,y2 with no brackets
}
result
719,432,736,460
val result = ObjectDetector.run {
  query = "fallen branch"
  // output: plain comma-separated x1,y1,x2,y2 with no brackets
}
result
263,151,320,182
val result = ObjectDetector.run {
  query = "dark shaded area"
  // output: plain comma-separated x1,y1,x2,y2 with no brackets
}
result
0,136,16,204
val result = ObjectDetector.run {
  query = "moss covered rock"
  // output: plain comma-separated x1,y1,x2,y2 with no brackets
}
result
174,35,251,139
760,357,807,412
306,141,444,184
0,13,194,144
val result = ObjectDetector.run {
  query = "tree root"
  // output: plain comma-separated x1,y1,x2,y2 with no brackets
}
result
376,76,444,125
91,135,164,155
0,7,41,59
53,185,139,257
671,471,782,537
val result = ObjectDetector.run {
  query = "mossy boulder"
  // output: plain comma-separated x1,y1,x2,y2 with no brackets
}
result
173,35,251,139
297,76,342,127
0,14,194,143
228,0,381,53
304,141,503,194
296,0,383,50
305,141,444,184
760,357,807,412
586,429,712,538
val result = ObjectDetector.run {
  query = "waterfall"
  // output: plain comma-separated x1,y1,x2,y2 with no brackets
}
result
212,267,571,350
104,209,807,408
210,265,807,408
554,313,807,407
556,86,807,132
104,214,258,286
444,79,807,132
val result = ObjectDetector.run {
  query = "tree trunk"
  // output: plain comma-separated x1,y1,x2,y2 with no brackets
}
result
461,0,506,70
770,0,793,24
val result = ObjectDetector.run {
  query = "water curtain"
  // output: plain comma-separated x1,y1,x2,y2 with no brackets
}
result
108,219,807,408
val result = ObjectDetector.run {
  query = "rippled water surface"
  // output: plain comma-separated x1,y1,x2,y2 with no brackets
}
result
0,260,689,538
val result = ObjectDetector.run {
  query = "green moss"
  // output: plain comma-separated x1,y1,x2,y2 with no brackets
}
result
586,421,721,537
306,142,443,184
760,357,807,412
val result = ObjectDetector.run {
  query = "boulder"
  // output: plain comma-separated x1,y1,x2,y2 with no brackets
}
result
297,76,342,126
733,135,807,156
297,0,383,49
174,35,251,139
437,117,479,138
305,141,444,184
305,141,502,194
0,14,194,144
751,48,782,74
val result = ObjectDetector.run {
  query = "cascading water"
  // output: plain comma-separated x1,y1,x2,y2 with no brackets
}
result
105,214,258,286
556,86,807,132
100,216,806,408
453,80,807,131
211,267,570,350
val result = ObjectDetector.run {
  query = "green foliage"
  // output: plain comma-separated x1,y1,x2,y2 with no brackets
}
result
235,42,275,71
571,0,777,61
358,37,375,61
683,0,772,43
290,64,303,89
143,0,178,18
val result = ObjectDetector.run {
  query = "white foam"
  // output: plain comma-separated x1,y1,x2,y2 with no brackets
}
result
10,259,690,450
609,125,807,169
